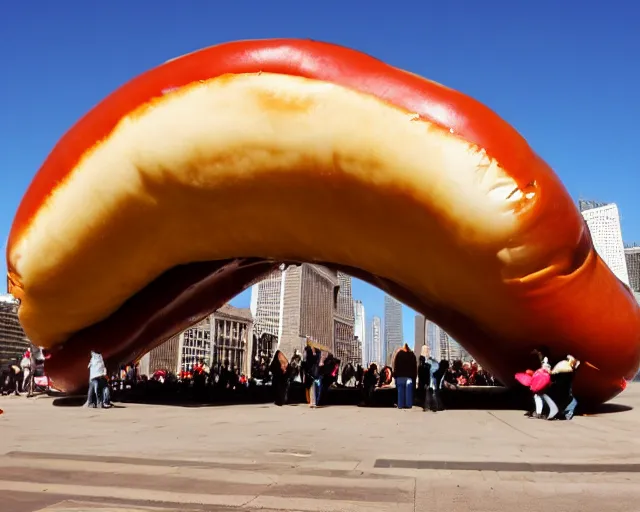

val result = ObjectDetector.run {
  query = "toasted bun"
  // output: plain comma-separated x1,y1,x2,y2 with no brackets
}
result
6,39,640,402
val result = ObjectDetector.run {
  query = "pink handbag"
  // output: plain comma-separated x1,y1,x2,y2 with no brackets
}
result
529,369,551,393
515,372,532,387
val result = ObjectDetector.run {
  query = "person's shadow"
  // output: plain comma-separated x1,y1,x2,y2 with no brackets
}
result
52,395,127,408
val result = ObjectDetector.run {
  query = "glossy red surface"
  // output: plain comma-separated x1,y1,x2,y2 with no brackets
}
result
7,39,640,402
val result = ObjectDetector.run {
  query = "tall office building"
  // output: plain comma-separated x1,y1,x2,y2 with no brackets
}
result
580,202,630,286
250,267,285,340
425,320,441,361
279,264,339,357
625,245,640,292
578,199,608,213
414,314,426,356
440,331,465,362
425,320,470,362
0,294,31,368
439,329,452,361
384,295,403,365
353,300,366,365
368,316,382,365
334,272,356,365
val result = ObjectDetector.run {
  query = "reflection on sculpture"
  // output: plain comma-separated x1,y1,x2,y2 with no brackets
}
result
6,39,640,404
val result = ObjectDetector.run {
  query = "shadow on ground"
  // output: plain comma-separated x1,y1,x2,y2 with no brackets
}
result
50,384,633,416
580,402,633,415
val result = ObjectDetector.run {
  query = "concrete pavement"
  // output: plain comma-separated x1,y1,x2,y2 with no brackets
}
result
1,384,640,511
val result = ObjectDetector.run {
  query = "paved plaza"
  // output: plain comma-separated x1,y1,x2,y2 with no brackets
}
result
1,385,640,512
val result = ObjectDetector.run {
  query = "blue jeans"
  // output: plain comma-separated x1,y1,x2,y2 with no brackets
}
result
564,397,578,420
102,380,111,406
87,377,110,407
396,377,414,409
87,378,100,407
310,378,322,406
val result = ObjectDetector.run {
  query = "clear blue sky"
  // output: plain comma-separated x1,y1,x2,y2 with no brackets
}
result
1,1,638,345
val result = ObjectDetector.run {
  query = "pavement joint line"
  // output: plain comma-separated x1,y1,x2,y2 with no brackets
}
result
374,459,640,473
486,410,538,440
0,458,415,489
1,451,410,482
0,466,415,503
0,481,254,508
4,451,297,470
0,480,411,512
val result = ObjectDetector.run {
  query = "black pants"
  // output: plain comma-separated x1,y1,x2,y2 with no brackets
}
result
424,387,441,411
273,376,289,406
362,383,376,406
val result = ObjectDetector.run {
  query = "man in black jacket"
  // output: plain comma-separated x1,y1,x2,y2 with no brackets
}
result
393,344,418,409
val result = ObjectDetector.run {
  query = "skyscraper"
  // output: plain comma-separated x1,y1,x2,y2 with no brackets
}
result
414,313,426,356
279,264,339,356
334,272,356,364
578,199,608,213
368,316,382,365
625,245,640,292
439,330,465,361
425,320,470,362
384,295,403,365
425,320,441,361
580,202,630,286
0,294,31,368
249,268,285,340
353,300,366,365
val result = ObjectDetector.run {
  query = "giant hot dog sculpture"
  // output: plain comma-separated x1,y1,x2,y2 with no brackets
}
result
6,39,640,404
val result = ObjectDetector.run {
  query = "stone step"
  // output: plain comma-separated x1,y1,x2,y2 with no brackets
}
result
0,451,415,512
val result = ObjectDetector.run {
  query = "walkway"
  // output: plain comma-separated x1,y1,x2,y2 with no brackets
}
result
1,384,640,511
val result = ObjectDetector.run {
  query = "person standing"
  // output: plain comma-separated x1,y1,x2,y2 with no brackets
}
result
361,363,379,407
270,350,289,406
86,351,108,408
548,355,581,420
393,344,417,409
529,357,557,419
419,348,441,412
307,348,323,408
20,348,33,396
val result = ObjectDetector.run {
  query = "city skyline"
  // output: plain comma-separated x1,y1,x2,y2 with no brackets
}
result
242,276,419,357
0,5,638,366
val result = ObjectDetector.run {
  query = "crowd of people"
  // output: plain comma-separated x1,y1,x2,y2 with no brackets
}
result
7,343,583,420
75,341,503,410
264,342,502,410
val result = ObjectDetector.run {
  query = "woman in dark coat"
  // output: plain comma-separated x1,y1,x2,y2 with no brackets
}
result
270,350,290,406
